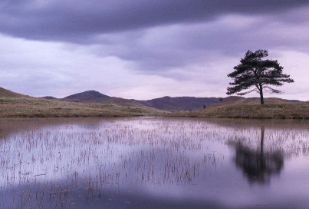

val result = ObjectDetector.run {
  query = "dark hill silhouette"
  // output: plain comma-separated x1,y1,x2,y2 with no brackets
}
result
140,96,221,111
64,90,111,102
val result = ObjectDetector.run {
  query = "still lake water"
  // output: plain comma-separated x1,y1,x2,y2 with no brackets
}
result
0,117,309,209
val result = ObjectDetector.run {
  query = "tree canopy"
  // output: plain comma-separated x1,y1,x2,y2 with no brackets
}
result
227,49,294,104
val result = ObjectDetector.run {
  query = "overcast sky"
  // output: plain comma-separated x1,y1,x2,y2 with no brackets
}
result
1,0,309,100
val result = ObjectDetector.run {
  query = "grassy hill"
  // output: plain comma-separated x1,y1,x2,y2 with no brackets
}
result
214,96,298,106
0,87,26,98
0,88,164,118
168,96,309,119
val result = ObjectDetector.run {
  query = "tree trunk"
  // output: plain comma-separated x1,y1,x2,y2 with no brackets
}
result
259,85,264,104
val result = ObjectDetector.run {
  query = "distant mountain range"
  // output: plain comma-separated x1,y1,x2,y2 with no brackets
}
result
139,96,221,111
60,90,221,111
43,90,301,111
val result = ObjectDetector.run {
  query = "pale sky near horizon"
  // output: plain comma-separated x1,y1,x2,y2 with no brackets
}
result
1,0,309,100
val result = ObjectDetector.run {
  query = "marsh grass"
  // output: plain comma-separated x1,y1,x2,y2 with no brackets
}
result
1,118,309,208
0,118,227,208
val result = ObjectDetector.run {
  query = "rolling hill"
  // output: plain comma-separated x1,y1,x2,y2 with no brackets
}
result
168,96,307,119
0,87,164,118
1,86,308,119
62,90,150,108
213,96,299,106
61,91,301,111
62,91,222,111
64,90,111,102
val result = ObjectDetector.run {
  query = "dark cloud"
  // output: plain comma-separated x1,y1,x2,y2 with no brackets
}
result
86,13,309,76
1,0,308,78
1,0,309,42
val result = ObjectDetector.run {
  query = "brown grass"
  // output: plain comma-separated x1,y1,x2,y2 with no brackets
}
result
167,102,309,119
0,96,165,118
0,87,26,98
213,96,295,106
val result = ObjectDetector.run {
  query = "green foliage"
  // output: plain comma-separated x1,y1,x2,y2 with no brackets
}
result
227,50,294,104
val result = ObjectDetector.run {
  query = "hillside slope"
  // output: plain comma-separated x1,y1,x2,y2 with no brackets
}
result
0,87,26,98
0,87,164,118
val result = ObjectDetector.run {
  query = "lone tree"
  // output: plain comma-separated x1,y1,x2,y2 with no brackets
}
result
227,49,294,104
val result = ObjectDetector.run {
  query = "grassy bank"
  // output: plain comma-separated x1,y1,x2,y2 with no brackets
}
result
167,102,309,119
0,97,164,118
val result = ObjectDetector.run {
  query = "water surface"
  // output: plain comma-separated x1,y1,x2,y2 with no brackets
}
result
0,117,309,209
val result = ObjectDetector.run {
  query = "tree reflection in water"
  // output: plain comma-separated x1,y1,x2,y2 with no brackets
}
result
233,127,284,184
